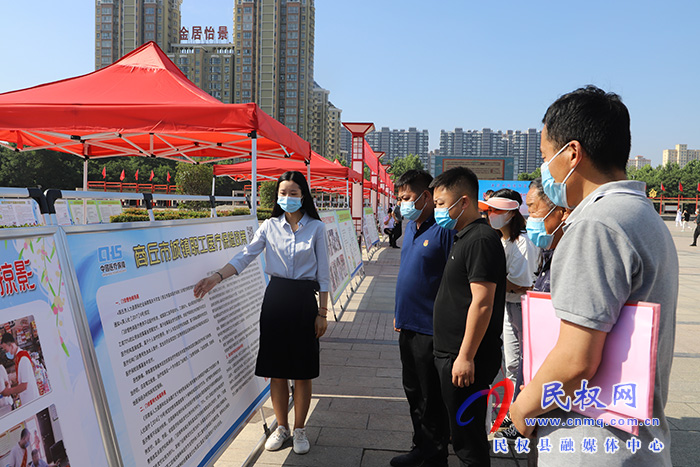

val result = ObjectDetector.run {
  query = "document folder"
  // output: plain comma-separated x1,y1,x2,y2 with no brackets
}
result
521,291,660,435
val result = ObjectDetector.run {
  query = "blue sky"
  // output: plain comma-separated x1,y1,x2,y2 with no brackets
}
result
1,0,699,166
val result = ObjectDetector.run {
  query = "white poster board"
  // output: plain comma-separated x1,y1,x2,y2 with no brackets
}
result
0,199,44,227
335,209,363,278
362,207,380,253
319,211,351,304
0,228,112,466
64,216,270,467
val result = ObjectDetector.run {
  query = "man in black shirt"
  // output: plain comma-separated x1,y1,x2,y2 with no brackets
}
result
430,167,507,466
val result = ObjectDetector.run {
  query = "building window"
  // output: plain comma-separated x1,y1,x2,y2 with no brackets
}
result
210,57,221,65
145,23,155,30
145,7,155,14
101,15,112,22
101,7,112,14
288,23,298,31
101,57,111,64
243,32,252,39
288,49,297,56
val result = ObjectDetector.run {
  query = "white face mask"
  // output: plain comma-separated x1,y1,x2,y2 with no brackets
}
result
488,212,512,230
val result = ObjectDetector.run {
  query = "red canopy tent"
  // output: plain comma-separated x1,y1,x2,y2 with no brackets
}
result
213,152,362,203
0,41,311,212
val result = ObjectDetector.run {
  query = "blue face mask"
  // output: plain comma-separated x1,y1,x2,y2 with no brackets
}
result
434,197,464,230
400,192,426,221
277,196,302,213
526,206,564,249
541,142,578,208
5,352,14,360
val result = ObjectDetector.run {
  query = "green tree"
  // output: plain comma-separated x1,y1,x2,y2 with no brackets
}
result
518,167,542,181
388,154,423,180
0,148,82,189
175,162,213,210
258,181,277,209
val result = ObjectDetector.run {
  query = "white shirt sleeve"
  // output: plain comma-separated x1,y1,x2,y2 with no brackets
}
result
17,356,40,404
228,219,268,274
314,223,331,293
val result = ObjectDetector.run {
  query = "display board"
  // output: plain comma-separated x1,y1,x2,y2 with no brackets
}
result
335,210,363,277
0,228,111,466
0,199,44,227
63,216,269,467
62,200,123,225
362,207,380,253
319,211,351,304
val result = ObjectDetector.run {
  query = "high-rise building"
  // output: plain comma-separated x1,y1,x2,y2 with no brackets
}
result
232,0,316,142
326,102,342,160
168,44,235,103
663,144,700,168
628,155,652,170
365,127,429,165
439,128,541,175
95,0,183,70
309,82,329,156
339,126,352,165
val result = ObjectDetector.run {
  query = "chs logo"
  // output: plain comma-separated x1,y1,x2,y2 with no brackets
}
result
98,245,123,263
98,245,126,276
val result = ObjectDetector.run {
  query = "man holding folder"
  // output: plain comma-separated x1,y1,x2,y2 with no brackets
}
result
510,86,678,466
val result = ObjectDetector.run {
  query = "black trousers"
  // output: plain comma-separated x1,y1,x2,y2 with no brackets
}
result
435,355,500,467
399,330,449,462
392,220,403,245
693,224,700,244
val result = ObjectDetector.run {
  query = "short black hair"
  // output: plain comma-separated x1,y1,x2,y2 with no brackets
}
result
543,85,630,174
270,171,320,220
529,178,555,209
429,167,478,201
492,188,526,242
1,333,14,345
395,170,433,194
20,428,29,440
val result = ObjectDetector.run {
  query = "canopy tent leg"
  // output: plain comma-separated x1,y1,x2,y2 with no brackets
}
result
251,132,258,218
83,158,89,224
307,161,311,189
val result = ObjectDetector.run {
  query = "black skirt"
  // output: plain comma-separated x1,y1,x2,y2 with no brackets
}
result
255,276,320,380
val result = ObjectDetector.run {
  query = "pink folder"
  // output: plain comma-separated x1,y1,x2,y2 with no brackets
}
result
521,291,660,435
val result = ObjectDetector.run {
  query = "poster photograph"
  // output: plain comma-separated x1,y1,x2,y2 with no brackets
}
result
0,315,51,418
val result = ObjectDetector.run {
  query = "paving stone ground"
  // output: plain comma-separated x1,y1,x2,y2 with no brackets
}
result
215,220,700,467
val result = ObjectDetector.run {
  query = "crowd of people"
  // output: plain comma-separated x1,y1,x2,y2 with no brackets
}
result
192,85,678,467
388,85,677,467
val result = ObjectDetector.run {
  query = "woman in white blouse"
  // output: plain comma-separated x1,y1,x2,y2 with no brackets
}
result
479,190,539,436
194,171,330,455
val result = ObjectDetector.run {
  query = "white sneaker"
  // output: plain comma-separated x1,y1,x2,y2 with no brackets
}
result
293,427,310,454
265,426,290,451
